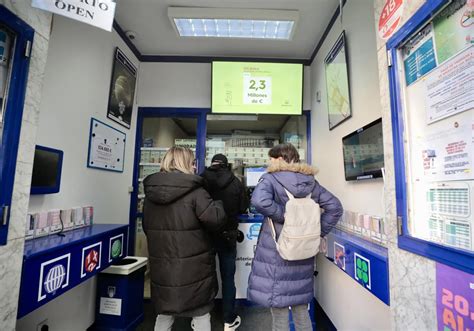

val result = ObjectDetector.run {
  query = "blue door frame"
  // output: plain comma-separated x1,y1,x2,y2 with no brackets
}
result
129,108,312,254
128,107,209,253
0,6,34,245
386,0,474,273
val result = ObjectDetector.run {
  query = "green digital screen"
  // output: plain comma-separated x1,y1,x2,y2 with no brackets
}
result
212,62,303,115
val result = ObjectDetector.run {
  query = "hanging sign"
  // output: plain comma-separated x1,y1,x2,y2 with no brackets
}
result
378,0,404,40
31,0,116,31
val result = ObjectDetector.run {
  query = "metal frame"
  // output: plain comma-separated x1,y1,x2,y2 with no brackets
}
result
128,107,209,253
0,5,34,245
386,0,473,273
30,145,64,195
86,118,127,173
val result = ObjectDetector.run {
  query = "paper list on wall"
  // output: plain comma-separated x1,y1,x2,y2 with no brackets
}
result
419,121,473,182
425,46,473,124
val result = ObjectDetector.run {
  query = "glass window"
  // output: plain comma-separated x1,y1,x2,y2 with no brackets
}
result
396,1,474,253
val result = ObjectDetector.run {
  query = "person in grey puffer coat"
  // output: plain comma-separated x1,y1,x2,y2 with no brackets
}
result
247,143,343,331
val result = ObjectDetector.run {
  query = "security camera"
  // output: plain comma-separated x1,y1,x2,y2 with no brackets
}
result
125,31,137,41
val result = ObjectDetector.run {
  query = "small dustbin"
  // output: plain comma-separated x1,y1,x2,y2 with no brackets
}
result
93,256,148,331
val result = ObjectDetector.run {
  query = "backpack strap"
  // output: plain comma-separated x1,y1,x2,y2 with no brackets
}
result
284,188,294,200
268,218,278,244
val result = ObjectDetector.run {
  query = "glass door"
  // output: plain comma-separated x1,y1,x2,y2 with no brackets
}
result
0,8,34,245
134,114,199,299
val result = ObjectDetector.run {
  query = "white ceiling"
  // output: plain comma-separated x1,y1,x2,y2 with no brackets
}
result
115,0,339,59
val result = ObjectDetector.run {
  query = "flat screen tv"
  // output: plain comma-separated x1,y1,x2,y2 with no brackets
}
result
342,118,384,181
30,145,64,194
212,62,303,115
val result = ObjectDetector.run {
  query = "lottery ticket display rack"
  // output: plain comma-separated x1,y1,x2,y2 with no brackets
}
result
17,224,128,318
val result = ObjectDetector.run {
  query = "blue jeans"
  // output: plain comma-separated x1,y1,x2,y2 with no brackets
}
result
216,242,237,323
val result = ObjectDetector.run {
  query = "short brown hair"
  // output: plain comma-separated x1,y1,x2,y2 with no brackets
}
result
161,146,195,175
268,143,300,163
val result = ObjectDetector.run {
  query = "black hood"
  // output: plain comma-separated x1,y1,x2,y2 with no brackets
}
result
143,172,203,204
202,166,234,191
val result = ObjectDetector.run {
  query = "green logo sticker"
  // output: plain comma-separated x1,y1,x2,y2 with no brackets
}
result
111,239,122,258
354,253,371,290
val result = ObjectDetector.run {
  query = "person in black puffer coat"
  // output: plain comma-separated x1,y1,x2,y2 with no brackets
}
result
143,147,226,331
201,154,249,331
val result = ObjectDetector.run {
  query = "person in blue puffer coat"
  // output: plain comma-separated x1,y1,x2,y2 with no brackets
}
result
247,143,343,331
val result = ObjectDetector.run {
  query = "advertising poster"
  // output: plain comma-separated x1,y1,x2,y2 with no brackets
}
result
436,263,474,331
433,1,474,65
87,118,126,172
425,46,473,124
107,48,137,129
233,222,262,299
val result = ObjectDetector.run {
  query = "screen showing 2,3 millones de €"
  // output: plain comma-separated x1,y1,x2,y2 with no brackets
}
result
212,62,303,115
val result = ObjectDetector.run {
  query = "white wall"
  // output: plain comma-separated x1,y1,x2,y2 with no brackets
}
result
143,117,188,147
138,63,312,110
28,15,140,224
18,15,139,331
310,0,390,329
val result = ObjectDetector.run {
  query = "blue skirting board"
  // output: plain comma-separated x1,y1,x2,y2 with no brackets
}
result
18,224,128,318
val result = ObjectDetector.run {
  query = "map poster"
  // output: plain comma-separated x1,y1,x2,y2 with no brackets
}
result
325,31,352,130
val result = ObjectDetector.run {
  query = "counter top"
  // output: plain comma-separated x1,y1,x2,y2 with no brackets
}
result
24,224,128,259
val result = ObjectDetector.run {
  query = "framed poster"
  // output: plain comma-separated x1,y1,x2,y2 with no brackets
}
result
87,118,126,172
106,48,137,129
325,31,352,130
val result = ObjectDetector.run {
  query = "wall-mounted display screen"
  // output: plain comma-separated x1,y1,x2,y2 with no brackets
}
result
245,167,267,187
342,118,384,181
31,145,63,195
212,62,303,115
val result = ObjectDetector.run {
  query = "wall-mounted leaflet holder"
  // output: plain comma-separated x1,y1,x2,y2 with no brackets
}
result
386,0,474,273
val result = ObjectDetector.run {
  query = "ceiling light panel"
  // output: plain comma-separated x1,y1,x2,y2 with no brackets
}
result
168,7,299,40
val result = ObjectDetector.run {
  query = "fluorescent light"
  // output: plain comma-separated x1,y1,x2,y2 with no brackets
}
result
168,7,298,40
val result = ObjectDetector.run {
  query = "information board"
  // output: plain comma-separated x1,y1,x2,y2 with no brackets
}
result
87,118,126,172
398,1,474,254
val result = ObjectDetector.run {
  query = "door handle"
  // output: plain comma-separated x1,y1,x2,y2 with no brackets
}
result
2,205,9,226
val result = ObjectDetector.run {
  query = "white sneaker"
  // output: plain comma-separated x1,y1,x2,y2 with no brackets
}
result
224,315,241,331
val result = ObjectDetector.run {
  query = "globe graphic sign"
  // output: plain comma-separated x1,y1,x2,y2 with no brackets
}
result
111,239,122,258
44,264,66,294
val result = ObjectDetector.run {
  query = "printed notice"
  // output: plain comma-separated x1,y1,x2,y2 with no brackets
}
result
99,297,122,316
425,46,473,124
420,121,473,182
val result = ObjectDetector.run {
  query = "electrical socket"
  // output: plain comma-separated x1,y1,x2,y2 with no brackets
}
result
37,319,48,331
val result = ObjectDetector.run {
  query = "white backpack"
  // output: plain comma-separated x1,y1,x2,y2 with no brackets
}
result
269,188,321,261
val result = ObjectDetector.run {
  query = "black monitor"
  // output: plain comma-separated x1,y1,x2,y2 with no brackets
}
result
30,145,64,194
342,118,384,181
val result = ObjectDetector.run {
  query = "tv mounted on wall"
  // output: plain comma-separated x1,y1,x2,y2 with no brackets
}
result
212,61,303,115
342,118,384,181
30,145,64,195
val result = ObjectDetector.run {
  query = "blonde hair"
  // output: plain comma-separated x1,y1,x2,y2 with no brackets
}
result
161,146,195,175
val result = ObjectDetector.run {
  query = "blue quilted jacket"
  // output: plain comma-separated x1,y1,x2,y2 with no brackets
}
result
247,161,343,308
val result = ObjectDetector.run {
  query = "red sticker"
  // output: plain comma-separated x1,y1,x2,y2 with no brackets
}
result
378,0,404,40
85,249,99,273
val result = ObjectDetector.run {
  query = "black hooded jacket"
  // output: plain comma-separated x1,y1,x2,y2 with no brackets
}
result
143,172,226,316
201,165,249,232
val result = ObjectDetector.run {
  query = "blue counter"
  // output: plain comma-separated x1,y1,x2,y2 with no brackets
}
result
18,224,128,318
325,229,390,305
